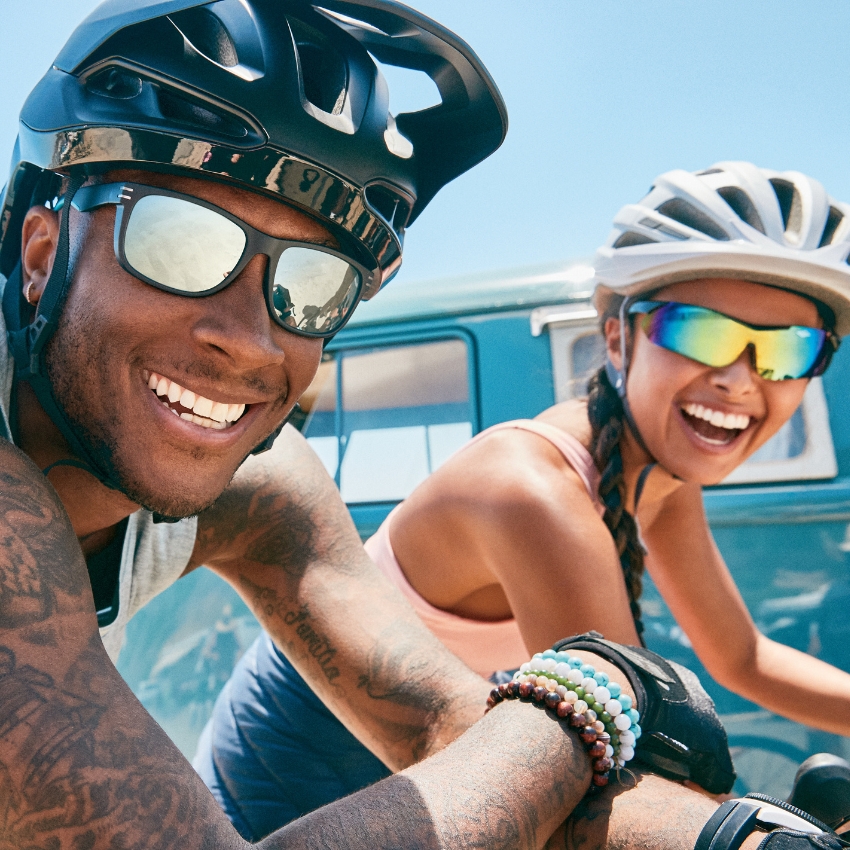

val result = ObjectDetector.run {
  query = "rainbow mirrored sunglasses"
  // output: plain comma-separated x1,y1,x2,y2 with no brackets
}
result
628,300,839,381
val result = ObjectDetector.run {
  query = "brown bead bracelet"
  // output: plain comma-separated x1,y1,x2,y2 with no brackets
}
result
486,680,613,792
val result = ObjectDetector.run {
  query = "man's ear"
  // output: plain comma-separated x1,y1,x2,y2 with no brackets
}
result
20,206,60,305
603,315,624,370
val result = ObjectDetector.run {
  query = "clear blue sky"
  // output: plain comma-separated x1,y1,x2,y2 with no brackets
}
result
3,1,850,288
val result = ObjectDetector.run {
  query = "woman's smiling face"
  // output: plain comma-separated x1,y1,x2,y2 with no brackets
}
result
606,277,823,485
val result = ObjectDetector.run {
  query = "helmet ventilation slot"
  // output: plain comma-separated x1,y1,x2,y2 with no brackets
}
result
820,206,845,248
289,17,348,117
170,7,239,68
769,178,799,232
365,183,412,233
656,198,730,241
156,87,250,139
612,231,658,249
86,66,144,100
717,186,765,234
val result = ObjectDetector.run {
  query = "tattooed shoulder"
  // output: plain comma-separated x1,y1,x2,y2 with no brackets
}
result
0,441,88,628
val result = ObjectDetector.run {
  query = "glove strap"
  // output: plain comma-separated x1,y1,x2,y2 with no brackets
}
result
695,796,837,850
695,801,761,850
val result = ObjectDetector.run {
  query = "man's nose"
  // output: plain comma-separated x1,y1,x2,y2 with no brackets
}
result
189,254,283,367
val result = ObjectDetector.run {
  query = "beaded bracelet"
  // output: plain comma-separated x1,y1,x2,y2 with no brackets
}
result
485,649,641,792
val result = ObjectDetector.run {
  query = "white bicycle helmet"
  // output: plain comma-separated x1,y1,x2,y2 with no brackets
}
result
594,161,850,336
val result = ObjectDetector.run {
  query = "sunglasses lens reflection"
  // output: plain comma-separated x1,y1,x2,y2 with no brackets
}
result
124,195,246,293
272,248,360,334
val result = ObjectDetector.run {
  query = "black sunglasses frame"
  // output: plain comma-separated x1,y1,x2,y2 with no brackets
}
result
69,182,375,339
627,299,839,379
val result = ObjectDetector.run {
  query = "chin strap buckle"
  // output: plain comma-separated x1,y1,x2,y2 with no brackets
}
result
695,795,845,850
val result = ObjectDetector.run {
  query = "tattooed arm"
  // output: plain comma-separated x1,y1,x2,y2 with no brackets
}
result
0,440,607,849
193,426,492,770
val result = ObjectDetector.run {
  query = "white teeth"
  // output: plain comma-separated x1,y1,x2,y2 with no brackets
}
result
194,396,214,418
683,403,751,431
209,402,229,423
147,371,249,428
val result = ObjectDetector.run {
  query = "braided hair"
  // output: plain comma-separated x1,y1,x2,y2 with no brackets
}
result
586,301,648,644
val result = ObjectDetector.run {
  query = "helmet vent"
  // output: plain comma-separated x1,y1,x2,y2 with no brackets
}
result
769,178,797,231
289,17,348,116
656,199,730,241
820,206,845,248
170,7,239,68
156,88,249,139
612,231,658,249
365,184,412,233
696,168,723,176
717,186,765,234
86,66,144,100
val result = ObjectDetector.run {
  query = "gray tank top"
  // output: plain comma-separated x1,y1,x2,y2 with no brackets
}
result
0,275,197,662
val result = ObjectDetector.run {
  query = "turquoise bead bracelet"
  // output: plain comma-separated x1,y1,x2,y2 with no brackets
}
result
486,650,641,792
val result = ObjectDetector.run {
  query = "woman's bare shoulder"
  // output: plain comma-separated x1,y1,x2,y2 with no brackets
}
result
533,399,593,449
403,401,597,524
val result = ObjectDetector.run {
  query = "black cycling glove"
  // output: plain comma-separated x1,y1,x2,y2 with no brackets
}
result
553,631,736,794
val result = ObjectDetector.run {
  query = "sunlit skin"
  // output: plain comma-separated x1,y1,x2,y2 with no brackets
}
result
17,170,325,551
389,277,850,737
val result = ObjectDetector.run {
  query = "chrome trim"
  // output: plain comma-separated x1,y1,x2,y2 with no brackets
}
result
530,303,598,337
17,123,403,299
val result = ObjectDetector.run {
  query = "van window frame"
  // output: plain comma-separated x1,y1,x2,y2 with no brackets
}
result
312,328,480,497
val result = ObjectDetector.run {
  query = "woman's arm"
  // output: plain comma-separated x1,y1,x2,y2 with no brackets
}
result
642,482,850,735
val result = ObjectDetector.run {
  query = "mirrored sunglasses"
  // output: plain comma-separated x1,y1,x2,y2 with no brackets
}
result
69,182,373,338
628,300,838,381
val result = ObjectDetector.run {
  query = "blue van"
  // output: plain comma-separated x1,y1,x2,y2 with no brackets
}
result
118,259,850,798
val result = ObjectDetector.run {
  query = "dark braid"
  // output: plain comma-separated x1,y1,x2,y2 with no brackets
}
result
586,364,647,644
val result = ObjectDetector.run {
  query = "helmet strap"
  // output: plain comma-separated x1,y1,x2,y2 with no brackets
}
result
249,403,301,455
605,297,685,499
605,296,655,460
3,174,125,493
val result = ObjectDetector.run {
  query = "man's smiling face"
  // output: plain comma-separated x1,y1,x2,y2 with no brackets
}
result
27,170,330,518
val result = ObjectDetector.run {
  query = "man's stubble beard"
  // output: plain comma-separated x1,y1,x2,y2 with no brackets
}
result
44,308,238,520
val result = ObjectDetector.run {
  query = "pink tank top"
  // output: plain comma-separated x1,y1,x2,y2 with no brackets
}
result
364,419,601,678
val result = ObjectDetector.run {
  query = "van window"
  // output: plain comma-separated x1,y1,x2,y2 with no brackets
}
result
300,338,474,502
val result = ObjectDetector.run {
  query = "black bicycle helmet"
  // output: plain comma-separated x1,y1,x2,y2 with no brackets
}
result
0,0,507,287
0,0,507,491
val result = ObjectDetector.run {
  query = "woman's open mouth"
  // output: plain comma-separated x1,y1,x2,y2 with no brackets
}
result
143,370,248,431
680,402,751,446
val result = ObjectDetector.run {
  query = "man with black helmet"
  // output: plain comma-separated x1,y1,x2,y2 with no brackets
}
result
1,1,846,849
